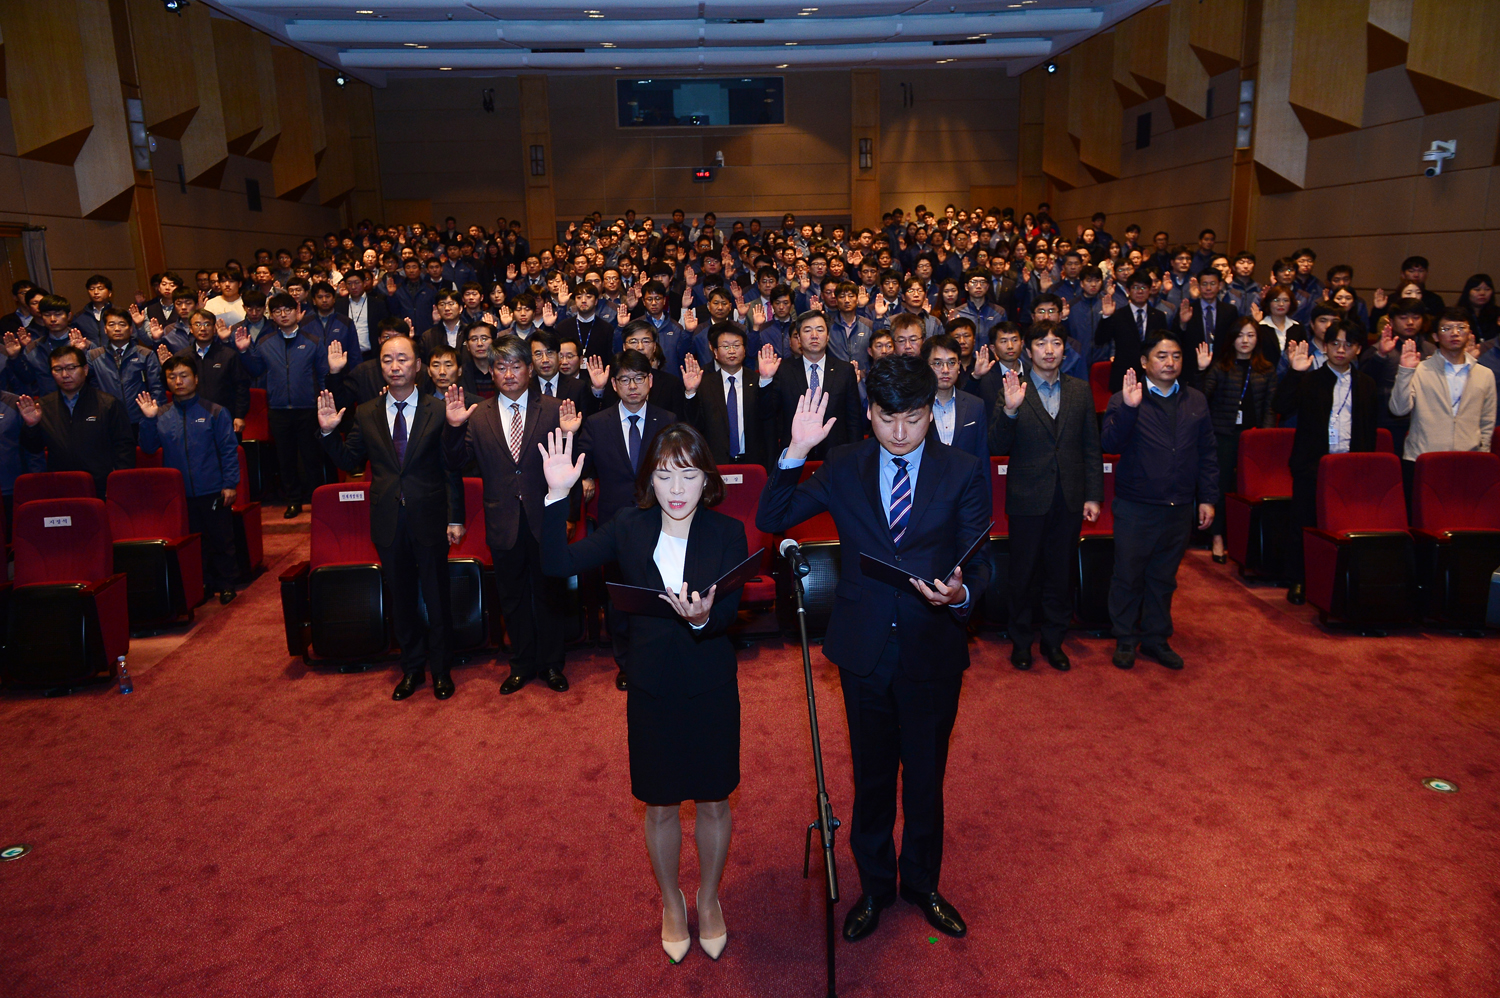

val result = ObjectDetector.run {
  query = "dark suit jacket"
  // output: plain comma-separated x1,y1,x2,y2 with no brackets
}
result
19,388,135,497
1273,366,1380,478
756,438,992,682
535,373,598,419
443,389,563,551
539,501,747,698
321,392,463,547
929,390,988,466
988,373,1103,516
577,402,676,525
765,355,864,460
326,358,388,414
599,366,688,421
336,293,389,356
1171,299,1241,386
419,322,469,362
685,367,773,469
178,340,250,419
1098,305,1169,391
555,314,616,361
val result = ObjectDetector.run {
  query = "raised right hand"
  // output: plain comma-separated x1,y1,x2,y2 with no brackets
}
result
1399,337,1420,369
1001,368,1025,414
1121,368,1143,408
327,339,348,374
234,326,252,352
445,383,478,426
539,426,586,498
787,388,836,460
1288,339,1312,372
135,391,160,420
16,394,41,426
757,343,781,379
316,390,345,433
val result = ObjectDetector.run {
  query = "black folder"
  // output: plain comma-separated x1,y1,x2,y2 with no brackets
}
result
857,521,993,593
605,547,765,619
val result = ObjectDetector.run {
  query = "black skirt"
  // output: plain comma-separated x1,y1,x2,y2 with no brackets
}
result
626,679,741,806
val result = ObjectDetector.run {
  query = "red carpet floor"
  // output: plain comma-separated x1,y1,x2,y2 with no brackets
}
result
1,513,1497,997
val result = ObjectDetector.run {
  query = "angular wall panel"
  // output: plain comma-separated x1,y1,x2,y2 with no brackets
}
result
269,45,316,199
246,32,281,161
1042,54,1088,190
127,0,198,140
305,57,326,162
1069,31,1121,181
1366,0,1411,72
1190,0,1245,77
73,0,135,219
1405,0,1500,113
1165,0,1209,127
1289,0,1369,138
0,0,94,163
212,17,262,155
1252,0,1308,192
180,4,227,188
1111,13,1149,107
317,69,354,205
1128,5,1169,100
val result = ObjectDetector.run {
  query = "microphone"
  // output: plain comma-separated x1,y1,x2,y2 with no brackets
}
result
779,537,812,579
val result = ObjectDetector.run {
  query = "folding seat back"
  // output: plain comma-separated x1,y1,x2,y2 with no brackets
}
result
309,481,379,568
1074,455,1118,629
776,461,841,638
715,464,775,605
106,468,202,627
448,477,491,563
1376,428,1394,454
294,482,388,661
231,446,264,580
4,498,129,689
445,478,490,652
1304,452,1415,626
239,388,272,500
14,471,95,508
242,388,270,441
1411,452,1500,627
1089,361,1112,414
135,446,162,469
1226,428,1296,580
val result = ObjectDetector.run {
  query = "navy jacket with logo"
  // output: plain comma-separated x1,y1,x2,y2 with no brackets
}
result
237,329,329,409
138,396,240,498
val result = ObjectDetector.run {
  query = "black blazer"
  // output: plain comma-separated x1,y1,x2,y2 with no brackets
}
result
535,373,598,419
765,355,864,460
443,389,563,550
336,293,389,356
539,501,747,698
178,340,250,419
756,438,992,682
1273,366,1380,478
577,402,676,525
685,367,773,469
988,374,1103,517
321,392,463,547
599,366,688,421
1097,304,1169,391
1171,299,1241,387
326,358,389,415
554,314,616,362
419,322,469,362
928,390,989,466
19,388,135,498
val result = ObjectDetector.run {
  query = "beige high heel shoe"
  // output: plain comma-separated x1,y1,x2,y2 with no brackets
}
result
662,889,690,964
697,888,727,960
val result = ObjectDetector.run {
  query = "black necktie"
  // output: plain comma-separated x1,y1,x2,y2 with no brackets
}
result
628,414,641,471
392,401,408,465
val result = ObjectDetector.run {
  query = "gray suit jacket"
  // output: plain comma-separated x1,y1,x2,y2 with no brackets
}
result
987,373,1103,516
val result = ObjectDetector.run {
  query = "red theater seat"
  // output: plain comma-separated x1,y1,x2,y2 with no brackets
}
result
1089,361,1112,415
106,468,204,629
1073,454,1117,630
1411,452,1500,628
776,461,841,637
980,456,1012,628
1303,453,1416,628
279,482,389,663
231,446,264,580
446,477,492,652
14,471,96,507
1225,428,1296,581
240,388,272,500
2,498,129,690
716,464,775,606
134,446,162,468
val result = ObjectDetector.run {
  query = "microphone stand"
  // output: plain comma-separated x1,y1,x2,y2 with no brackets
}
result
786,543,840,998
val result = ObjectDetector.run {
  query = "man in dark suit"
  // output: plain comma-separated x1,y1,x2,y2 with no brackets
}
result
318,335,465,700
762,310,865,460
1273,323,1379,605
16,344,135,497
1170,268,1240,388
577,349,676,689
919,333,988,464
683,322,773,469
170,309,250,433
336,269,389,360
757,357,992,944
989,321,1103,670
326,318,408,414
1097,271,1169,391
529,329,596,416
584,319,689,420
444,334,577,695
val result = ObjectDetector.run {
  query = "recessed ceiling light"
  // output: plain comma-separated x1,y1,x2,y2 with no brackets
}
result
798,10,811,13
785,41,797,45
355,9,375,13
588,12,604,17
601,42,615,47
802,6,818,9
439,66,452,70
415,44,428,48
776,63,788,68
936,58,955,63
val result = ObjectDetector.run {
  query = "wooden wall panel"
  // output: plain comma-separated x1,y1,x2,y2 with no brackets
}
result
269,46,315,199
346,82,384,224
1252,0,1308,191
246,33,281,161
179,4,227,188
518,75,556,246
1127,4,1169,100
1366,0,1411,72
1111,14,1148,106
1190,0,1245,76
1405,0,1500,112
127,0,197,139
1042,54,1088,190
212,18,261,155
1070,31,1122,181
850,68,880,231
1288,0,1369,138
0,1,93,163
73,0,135,219
305,58,326,161
317,70,354,206
1165,0,1209,126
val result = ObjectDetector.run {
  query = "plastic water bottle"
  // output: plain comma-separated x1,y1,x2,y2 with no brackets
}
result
117,656,132,695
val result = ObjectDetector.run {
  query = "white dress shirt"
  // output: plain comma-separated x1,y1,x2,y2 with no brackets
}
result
803,354,827,391
1328,367,1353,454
347,294,372,352
385,387,418,439
497,389,530,444
720,368,746,455
619,401,647,451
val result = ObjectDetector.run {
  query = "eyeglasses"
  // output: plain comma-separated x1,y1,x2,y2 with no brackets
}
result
929,358,959,370
614,375,648,388
51,364,82,374
1437,324,1468,335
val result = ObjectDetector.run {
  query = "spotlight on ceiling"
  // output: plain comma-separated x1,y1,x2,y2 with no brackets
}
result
162,0,188,11
1045,61,1057,74
334,73,348,87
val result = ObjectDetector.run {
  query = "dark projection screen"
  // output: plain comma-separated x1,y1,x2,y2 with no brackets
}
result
616,77,785,127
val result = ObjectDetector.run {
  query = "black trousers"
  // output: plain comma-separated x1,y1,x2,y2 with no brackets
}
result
1007,482,1084,652
1288,471,1319,583
267,408,322,503
185,493,236,594
839,632,963,898
490,509,566,679
377,506,453,678
1108,498,1194,645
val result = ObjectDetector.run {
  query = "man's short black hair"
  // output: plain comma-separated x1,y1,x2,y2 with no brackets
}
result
613,348,654,378
1023,319,1066,348
38,295,71,314
1401,256,1429,271
49,344,87,368
619,318,658,343
865,355,937,414
267,293,298,313
85,274,113,291
919,333,961,362
708,322,746,349
428,344,461,366
530,328,560,354
1141,328,1181,358
162,353,200,378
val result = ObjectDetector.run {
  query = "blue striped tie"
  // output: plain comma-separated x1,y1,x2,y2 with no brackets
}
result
889,457,911,547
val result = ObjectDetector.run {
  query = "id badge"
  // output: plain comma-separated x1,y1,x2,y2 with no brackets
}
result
1235,410,1243,425
1328,421,1339,447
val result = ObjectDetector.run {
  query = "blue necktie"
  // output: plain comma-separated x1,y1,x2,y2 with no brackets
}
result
627,414,641,471
808,361,820,392
392,400,408,465
889,457,911,547
725,375,740,458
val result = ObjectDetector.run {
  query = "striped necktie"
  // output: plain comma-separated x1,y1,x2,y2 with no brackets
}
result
508,403,523,462
888,457,911,546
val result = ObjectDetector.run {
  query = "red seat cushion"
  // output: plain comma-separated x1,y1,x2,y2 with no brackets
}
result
1089,362,1112,413
449,477,490,563
716,463,771,571
309,482,380,568
990,457,1010,537
1317,452,1407,535
1235,428,1295,497
1412,451,1500,532
1081,455,1118,536
242,389,270,441
106,468,192,541
786,461,838,542
13,498,114,587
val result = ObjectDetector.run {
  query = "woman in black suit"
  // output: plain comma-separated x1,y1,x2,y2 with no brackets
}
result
1200,317,1278,562
538,422,748,965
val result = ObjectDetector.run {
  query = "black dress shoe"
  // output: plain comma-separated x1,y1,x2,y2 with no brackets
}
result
283,504,302,519
1212,552,1228,564
899,887,967,938
499,674,528,695
615,671,629,691
1042,646,1071,671
841,893,895,942
1286,583,1306,605
1112,641,1137,669
219,590,237,605
1009,645,1033,670
1140,642,1184,670
432,675,455,699
543,668,570,692
392,672,424,700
